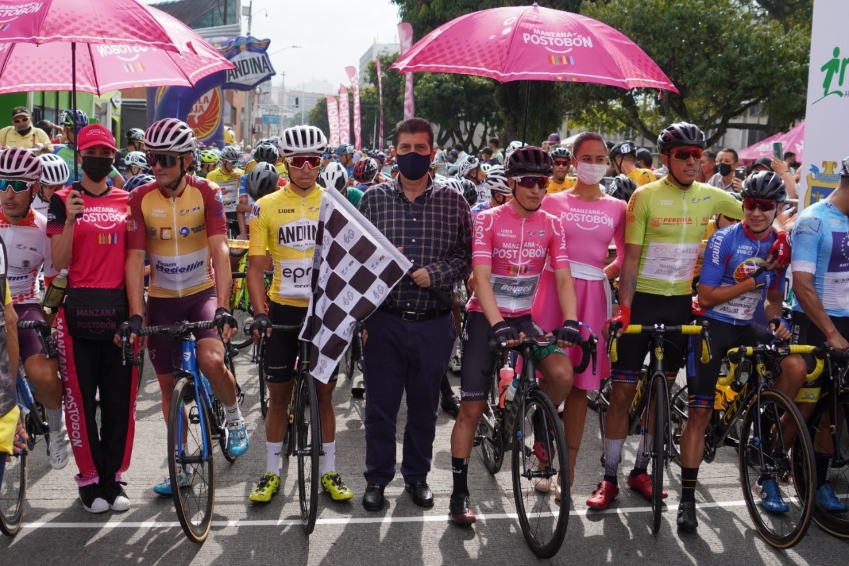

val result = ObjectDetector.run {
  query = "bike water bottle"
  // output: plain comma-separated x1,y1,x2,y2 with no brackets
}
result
504,378,519,409
42,269,69,310
498,363,514,409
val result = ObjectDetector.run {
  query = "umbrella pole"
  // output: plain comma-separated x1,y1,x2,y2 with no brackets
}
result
71,42,79,183
520,81,530,144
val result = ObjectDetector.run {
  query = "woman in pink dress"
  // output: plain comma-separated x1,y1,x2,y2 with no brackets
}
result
532,132,626,496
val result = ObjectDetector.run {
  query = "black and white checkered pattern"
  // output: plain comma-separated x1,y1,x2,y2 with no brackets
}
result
299,187,412,383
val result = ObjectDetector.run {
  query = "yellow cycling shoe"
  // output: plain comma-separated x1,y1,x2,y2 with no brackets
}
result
249,472,280,503
322,471,354,501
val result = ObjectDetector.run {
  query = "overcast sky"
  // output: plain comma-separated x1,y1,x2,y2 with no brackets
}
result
148,0,404,90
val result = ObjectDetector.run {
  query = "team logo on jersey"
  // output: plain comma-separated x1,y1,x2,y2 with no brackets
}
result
148,227,157,239
732,257,764,283
179,209,190,216
650,218,662,227
277,217,317,252
179,227,190,237
160,227,172,240
98,233,119,245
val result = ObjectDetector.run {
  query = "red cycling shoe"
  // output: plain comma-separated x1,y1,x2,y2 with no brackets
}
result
627,472,667,500
586,480,619,510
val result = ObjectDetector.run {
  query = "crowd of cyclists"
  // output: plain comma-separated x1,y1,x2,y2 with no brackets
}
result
1,105,848,552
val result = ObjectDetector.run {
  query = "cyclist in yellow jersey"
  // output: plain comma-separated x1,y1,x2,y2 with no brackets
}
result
206,145,245,237
609,140,657,187
587,122,747,513
246,125,353,503
547,146,577,194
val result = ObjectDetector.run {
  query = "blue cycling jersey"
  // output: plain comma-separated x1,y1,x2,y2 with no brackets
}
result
791,199,849,318
700,222,784,325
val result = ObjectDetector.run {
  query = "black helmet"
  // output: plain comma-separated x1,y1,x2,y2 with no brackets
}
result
247,162,279,202
609,140,637,160
740,171,786,202
252,142,279,164
608,174,638,203
124,174,155,192
505,146,553,177
460,179,477,207
657,122,706,153
550,146,571,160
125,128,145,142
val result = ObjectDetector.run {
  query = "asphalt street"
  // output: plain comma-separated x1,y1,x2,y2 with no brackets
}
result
2,347,846,565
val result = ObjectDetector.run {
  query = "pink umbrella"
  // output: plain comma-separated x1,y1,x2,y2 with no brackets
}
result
391,3,678,92
738,122,805,164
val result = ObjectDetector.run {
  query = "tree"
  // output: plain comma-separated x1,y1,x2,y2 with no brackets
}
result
564,0,810,146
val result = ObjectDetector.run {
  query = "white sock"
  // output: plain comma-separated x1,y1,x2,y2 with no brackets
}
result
266,441,283,475
224,403,242,422
604,438,626,479
322,442,336,475
46,406,66,435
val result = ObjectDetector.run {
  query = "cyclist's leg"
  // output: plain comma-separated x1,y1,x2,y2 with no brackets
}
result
192,288,238,408
16,304,61,409
316,366,353,499
535,347,574,408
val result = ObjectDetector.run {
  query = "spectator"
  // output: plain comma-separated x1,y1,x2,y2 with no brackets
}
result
454,143,469,162
36,119,61,141
0,107,53,154
481,147,499,166
697,150,717,183
707,147,741,192
358,117,472,513
547,132,561,146
488,137,504,164
750,156,798,199
608,141,657,187
636,148,653,170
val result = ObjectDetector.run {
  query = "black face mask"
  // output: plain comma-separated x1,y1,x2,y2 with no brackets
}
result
718,163,732,177
396,152,432,181
81,156,113,182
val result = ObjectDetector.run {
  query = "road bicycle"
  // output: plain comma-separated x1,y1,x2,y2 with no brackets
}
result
670,341,819,548
605,321,711,535
0,319,56,537
475,329,596,558
121,319,242,543
254,323,322,535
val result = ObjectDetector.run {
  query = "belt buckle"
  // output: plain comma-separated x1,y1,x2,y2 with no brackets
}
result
401,311,418,322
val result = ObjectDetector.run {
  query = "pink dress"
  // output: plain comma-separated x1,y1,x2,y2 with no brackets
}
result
532,192,626,390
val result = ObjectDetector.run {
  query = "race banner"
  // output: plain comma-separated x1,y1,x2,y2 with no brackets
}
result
376,57,384,150
799,0,849,209
299,187,411,383
326,95,340,147
398,23,415,120
339,85,350,145
345,66,362,151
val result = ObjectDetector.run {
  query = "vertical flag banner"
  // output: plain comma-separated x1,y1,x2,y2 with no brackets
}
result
398,23,415,119
300,187,412,383
799,0,848,209
339,85,351,145
345,66,363,151
326,95,340,147
376,57,384,150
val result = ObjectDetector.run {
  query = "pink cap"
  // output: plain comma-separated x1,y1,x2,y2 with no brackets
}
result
77,124,117,151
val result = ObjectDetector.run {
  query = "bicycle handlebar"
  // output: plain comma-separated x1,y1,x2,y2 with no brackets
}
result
727,343,828,381
231,270,275,279
487,321,598,375
119,320,222,366
608,321,711,364
17,319,57,359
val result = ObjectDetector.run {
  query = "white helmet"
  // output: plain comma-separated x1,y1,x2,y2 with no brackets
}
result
144,118,197,154
483,165,511,195
124,151,149,171
320,161,348,192
279,125,328,157
39,153,70,186
219,145,241,162
456,155,480,179
505,140,527,159
0,148,42,182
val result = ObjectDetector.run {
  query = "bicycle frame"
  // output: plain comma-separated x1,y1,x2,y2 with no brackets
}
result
178,339,215,465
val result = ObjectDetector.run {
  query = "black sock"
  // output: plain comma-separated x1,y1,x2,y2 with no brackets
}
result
452,457,469,496
603,475,618,486
630,467,647,478
815,452,831,490
681,467,699,504
441,373,454,397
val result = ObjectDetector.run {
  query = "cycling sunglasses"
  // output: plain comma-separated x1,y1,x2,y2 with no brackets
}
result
146,152,186,168
670,148,703,162
512,176,550,189
552,159,570,167
12,117,29,124
289,156,321,169
0,179,34,193
742,198,777,212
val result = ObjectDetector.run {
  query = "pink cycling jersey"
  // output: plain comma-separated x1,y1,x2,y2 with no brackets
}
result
467,203,569,318
0,209,57,304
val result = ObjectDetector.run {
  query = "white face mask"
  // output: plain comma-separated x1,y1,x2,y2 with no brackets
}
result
576,162,608,185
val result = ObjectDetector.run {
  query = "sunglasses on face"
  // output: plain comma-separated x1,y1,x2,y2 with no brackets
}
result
146,152,184,168
512,176,550,189
13,118,29,124
289,156,321,169
0,179,34,193
553,159,570,167
742,198,777,212
670,148,703,162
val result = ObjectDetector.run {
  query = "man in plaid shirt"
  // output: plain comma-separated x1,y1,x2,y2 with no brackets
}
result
358,117,472,512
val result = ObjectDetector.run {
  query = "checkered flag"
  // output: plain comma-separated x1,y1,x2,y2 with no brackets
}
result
299,187,412,383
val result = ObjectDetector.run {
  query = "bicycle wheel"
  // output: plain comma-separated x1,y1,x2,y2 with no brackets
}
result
512,387,569,559
230,307,252,350
796,393,849,539
296,372,321,534
650,373,669,535
0,450,27,536
168,377,215,543
477,404,504,475
738,389,814,549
